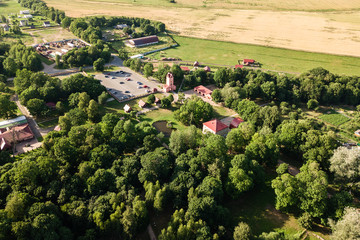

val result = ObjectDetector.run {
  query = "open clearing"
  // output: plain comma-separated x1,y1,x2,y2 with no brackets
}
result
150,36,360,75
44,0,360,57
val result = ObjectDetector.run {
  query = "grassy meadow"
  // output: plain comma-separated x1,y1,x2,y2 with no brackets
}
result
319,109,350,126
148,35,360,75
0,0,28,15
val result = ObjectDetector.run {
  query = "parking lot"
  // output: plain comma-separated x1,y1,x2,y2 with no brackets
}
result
94,68,161,101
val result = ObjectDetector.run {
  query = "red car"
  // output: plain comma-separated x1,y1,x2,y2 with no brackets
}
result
125,78,131,81
143,85,148,88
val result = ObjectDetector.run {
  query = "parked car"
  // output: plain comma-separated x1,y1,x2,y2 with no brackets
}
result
119,71,124,74
120,81,124,84
105,76,109,78
112,76,116,79
143,85,148,88
125,90,130,93
137,86,142,89
126,78,131,81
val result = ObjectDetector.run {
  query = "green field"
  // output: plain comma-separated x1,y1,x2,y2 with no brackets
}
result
319,109,350,126
0,0,28,15
148,35,360,75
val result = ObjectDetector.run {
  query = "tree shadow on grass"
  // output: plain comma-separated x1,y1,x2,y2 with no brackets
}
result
224,174,290,235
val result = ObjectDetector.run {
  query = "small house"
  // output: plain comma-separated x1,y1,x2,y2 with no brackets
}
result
20,10,30,15
163,72,176,92
230,117,244,129
202,119,229,136
54,125,61,131
194,85,212,99
138,100,147,109
235,64,243,69
193,61,199,67
43,21,51,27
154,97,161,104
19,20,28,26
114,24,128,29
124,104,132,113
24,15,33,19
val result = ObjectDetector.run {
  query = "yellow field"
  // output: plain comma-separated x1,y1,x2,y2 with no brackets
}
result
44,0,360,57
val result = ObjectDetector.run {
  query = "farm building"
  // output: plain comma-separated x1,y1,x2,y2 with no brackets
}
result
180,66,190,72
0,124,34,151
235,64,243,69
24,15,33,19
202,119,229,136
126,35,159,48
138,100,147,109
193,61,200,67
124,104,132,113
163,72,176,92
20,10,30,14
230,117,244,129
194,85,212,99
0,24,10,31
243,59,255,65
19,20,28,26
43,21,51,27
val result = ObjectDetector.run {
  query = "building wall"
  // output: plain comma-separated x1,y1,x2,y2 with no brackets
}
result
202,125,229,136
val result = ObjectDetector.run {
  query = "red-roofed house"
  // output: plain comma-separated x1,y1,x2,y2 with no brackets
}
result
138,100,147,108
235,64,243,69
230,117,244,129
180,66,190,72
0,124,34,150
203,119,229,136
163,72,176,92
194,85,213,99
203,66,211,72
243,59,255,65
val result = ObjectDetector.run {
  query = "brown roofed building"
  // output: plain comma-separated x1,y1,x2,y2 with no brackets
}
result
203,66,211,72
180,66,190,72
127,35,159,48
194,85,213,99
138,100,147,108
0,124,34,150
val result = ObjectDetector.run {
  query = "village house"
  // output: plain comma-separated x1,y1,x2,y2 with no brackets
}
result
193,61,199,67
163,72,176,92
154,97,161,105
235,64,243,69
43,21,51,27
124,104,132,113
202,119,230,136
24,15,33,19
194,85,212,99
126,35,159,48
354,129,360,137
180,66,190,72
19,20,28,26
138,100,147,109
203,66,211,72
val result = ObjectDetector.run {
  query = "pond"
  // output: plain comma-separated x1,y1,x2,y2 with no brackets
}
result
152,120,173,137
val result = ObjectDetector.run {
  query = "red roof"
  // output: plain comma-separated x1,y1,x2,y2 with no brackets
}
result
230,117,244,129
203,119,228,133
180,66,190,71
243,59,255,64
0,124,34,150
194,85,212,95
235,65,243,69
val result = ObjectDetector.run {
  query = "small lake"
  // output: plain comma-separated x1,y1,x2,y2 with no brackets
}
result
152,120,173,137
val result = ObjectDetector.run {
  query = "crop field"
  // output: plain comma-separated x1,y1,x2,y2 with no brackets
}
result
319,109,350,126
149,35,360,75
44,0,360,57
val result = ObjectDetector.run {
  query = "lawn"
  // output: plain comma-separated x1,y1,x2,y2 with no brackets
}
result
213,105,237,119
140,108,187,131
225,173,330,239
37,118,58,129
148,35,360,75
319,109,350,126
0,0,28,15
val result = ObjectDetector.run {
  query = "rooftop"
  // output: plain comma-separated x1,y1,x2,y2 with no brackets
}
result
203,119,228,132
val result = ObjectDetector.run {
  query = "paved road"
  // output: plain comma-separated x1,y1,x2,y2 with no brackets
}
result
13,95,42,139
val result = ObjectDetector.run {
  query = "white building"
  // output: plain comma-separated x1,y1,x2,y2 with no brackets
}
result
20,10,30,15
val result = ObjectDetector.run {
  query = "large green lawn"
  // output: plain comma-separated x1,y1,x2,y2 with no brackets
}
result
148,35,360,76
0,0,27,15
